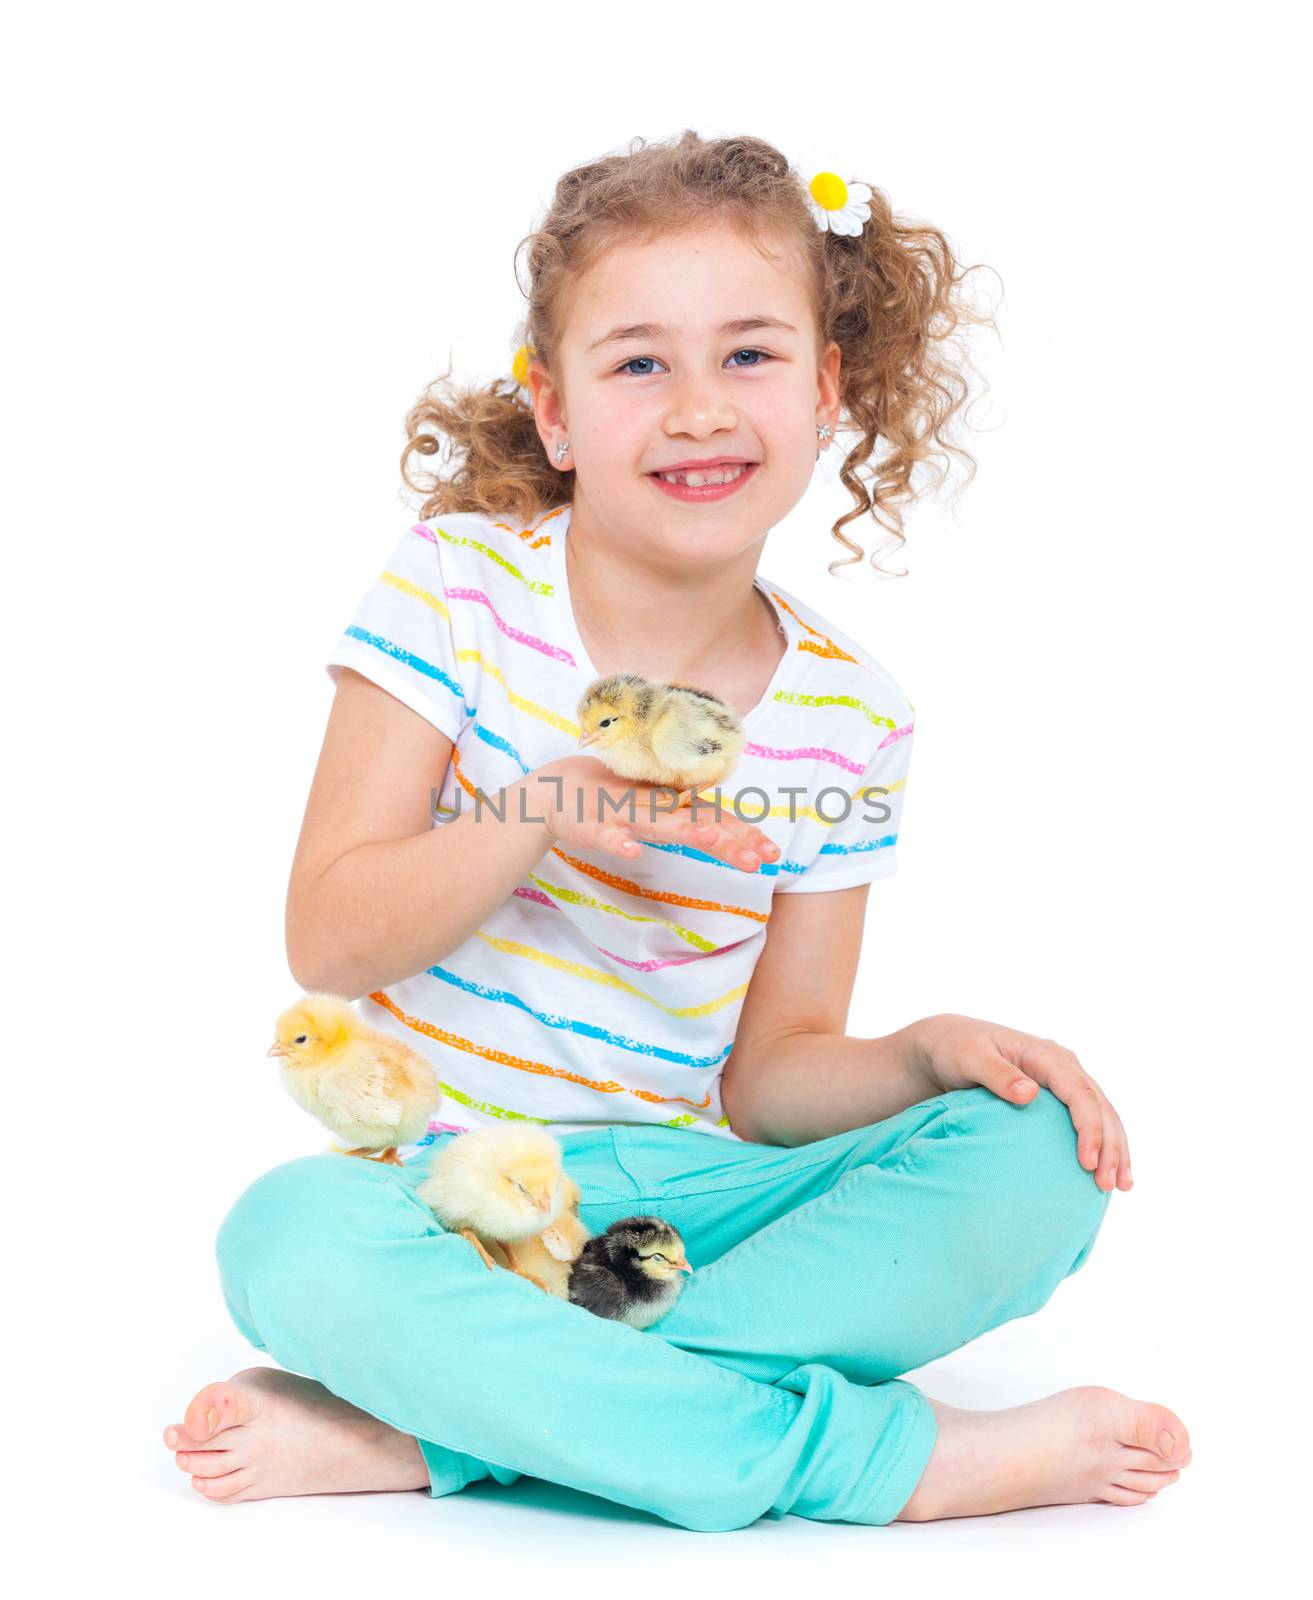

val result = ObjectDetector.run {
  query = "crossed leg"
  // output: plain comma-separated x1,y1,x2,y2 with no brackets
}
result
164,1089,1191,1520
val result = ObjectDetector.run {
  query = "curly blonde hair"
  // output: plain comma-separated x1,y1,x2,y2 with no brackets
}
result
401,130,999,576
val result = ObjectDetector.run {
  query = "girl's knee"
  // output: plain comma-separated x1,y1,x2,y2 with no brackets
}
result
940,1085,1109,1267
944,1084,1085,1173
216,1154,440,1336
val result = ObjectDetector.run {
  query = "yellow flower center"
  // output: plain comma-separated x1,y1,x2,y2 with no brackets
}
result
511,343,536,386
809,172,849,212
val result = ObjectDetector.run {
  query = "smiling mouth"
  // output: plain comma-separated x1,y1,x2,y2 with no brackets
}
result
649,463,756,488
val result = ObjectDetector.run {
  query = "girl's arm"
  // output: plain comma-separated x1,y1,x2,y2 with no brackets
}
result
285,669,552,997
286,669,774,998
724,887,1133,1191
721,885,934,1145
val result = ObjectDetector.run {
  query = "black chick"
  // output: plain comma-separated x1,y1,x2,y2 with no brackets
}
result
567,1216,692,1329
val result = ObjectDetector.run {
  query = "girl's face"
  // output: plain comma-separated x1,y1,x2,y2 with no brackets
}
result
530,224,841,561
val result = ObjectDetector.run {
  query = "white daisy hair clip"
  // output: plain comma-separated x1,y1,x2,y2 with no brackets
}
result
798,161,874,237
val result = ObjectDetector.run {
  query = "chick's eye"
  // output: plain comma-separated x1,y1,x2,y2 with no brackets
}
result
294,1035,307,1045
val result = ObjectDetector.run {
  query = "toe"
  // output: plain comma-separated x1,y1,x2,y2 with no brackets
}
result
177,1450,236,1479
1114,1467,1181,1494
1099,1486,1154,1507
193,1468,252,1502
184,1377,262,1444
1121,1443,1193,1472
163,1424,211,1452
1130,1402,1190,1463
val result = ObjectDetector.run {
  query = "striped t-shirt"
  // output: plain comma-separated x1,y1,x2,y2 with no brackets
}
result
324,501,915,1149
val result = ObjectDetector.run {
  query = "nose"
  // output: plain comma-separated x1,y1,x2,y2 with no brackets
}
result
661,366,738,440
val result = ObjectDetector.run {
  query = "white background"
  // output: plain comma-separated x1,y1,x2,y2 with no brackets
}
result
6,1,1306,1591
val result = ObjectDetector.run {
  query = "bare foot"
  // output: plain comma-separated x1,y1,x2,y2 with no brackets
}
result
162,1367,429,1502
896,1385,1192,1520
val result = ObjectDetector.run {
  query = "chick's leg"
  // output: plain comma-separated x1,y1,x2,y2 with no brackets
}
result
459,1228,500,1271
501,1242,550,1293
341,1147,404,1165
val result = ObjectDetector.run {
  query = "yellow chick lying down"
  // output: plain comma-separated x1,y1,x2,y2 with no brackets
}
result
268,992,442,1165
493,1174,591,1297
417,1126,580,1292
576,672,746,802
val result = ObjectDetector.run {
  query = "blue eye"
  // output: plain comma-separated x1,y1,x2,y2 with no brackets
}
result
727,348,773,368
615,348,776,377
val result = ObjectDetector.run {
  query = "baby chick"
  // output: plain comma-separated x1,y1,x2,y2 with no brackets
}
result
577,673,745,803
268,992,442,1165
567,1216,692,1329
496,1174,592,1298
417,1125,571,1292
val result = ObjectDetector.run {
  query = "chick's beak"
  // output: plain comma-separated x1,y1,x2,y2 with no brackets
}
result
577,730,596,748
672,1256,692,1274
266,1043,289,1058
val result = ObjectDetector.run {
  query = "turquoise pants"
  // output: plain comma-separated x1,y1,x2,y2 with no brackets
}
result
216,1084,1109,1531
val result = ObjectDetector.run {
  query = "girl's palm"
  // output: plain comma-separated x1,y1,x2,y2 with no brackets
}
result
538,755,779,876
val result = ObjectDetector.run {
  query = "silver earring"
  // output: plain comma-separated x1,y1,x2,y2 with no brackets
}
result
555,440,570,464
816,422,833,461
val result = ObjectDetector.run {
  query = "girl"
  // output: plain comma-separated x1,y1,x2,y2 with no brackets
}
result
162,130,1191,1528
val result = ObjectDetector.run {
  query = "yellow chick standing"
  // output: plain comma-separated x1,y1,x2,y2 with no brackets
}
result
268,992,443,1165
576,672,746,805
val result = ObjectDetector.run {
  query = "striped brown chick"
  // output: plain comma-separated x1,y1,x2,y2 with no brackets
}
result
567,1216,692,1329
576,673,745,804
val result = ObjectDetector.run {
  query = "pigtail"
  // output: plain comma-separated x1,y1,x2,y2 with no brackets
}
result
819,188,1001,577
400,345,571,527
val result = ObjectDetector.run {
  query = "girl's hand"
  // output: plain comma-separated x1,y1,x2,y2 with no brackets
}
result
899,1012,1133,1193
534,755,780,875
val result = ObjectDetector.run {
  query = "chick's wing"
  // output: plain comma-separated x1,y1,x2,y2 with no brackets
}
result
642,692,701,762
373,1033,439,1098
317,1056,404,1131
652,690,743,777
569,1257,631,1319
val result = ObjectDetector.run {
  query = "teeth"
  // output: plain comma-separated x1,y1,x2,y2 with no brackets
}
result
659,464,747,487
